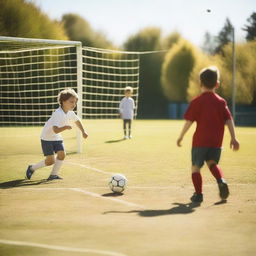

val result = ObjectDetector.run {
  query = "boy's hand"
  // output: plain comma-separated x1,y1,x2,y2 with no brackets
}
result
177,137,183,147
230,138,240,151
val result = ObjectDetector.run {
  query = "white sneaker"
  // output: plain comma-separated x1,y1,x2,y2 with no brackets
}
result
129,135,132,139
124,136,128,139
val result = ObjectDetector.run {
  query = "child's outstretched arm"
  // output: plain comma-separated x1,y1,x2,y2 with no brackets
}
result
226,119,239,151
177,120,193,147
75,120,88,139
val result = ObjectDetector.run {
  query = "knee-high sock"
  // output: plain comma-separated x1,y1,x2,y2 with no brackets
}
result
50,159,63,176
209,164,223,180
192,172,202,194
31,160,46,171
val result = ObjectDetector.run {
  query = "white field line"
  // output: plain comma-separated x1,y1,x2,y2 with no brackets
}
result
69,188,145,209
15,187,145,209
66,162,113,175
0,239,127,256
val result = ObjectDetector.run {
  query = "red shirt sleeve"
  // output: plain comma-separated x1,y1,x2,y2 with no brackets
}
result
184,100,197,121
223,100,232,121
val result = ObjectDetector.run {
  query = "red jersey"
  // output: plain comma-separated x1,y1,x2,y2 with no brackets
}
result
184,92,232,147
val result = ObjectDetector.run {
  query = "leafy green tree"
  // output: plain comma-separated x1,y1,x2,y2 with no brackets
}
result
0,0,67,39
243,12,256,41
61,13,112,48
201,32,218,55
123,27,168,118
215,18,233,55
161,40,196,102
218,41,256,104
162,31,181,49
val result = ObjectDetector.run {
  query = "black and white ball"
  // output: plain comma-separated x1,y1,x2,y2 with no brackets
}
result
109,174,127,193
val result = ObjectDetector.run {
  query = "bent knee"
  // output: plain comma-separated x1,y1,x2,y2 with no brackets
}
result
57,151,66,161
45,157,55,166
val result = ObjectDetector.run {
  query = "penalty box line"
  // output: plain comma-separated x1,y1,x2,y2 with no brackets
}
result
0,239,128,256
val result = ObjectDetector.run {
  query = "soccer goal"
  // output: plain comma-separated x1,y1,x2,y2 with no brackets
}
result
0,36,140,152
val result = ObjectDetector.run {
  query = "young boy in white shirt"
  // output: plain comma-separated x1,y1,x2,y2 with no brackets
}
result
26,88,88,180
119,86,135,139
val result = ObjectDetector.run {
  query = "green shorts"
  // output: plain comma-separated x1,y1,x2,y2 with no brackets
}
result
192,147,222,168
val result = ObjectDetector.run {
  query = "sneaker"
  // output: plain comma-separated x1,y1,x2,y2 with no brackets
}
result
218,178,229,200
47,175,63,181
190,193,203,203
128,135,132,139
124,136,128,139
26,165,34,180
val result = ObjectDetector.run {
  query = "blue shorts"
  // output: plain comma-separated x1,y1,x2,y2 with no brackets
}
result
41,140,64,156
192,147,221,168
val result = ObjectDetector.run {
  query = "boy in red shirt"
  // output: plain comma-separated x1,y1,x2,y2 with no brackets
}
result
177,66,239,203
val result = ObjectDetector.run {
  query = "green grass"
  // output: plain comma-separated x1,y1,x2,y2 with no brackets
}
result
0,120,256,256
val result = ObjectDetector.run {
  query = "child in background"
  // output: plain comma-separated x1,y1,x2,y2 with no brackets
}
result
26,88,88,180
119,86,135,139
177,66,239,203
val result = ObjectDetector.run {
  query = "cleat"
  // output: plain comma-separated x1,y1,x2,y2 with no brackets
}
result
26,165,34,180
190,193,203,203
47,175,63,181
218,179,229,200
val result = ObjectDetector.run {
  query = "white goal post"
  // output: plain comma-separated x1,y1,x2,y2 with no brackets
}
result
0,36,141,153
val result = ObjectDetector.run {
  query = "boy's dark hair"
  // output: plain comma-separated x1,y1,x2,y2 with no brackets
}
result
199,66,220,89
58,88,78,105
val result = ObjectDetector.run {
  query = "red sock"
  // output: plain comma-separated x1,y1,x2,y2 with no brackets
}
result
209,164,223,180
192,172,202,194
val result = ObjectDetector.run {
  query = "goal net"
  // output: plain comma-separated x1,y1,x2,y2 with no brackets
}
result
0,36,81,126
82,47,139,119
0,37,140,125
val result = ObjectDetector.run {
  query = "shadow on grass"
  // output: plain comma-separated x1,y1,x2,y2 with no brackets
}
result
0,179,49,189
214,199,227,205
102,192,124,197
105,138,125,143
104,202,201,217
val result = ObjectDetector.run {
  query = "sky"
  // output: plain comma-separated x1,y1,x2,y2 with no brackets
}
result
33,0,255,47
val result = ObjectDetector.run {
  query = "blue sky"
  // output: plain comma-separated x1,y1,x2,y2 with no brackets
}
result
33,0,255,47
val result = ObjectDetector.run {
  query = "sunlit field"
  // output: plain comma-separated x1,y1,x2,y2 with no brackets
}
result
0,120,255,256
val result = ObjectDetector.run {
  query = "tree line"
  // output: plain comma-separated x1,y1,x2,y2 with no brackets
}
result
1,0,256,118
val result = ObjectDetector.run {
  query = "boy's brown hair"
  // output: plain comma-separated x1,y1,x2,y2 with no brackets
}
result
57,88,78,106
199,66,220,89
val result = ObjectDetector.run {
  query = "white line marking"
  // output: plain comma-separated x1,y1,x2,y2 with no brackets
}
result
70,188,145,209
0,239,128,256
66,162,113,175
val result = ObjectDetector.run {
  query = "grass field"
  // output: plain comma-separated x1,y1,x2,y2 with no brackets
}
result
0,120,256,256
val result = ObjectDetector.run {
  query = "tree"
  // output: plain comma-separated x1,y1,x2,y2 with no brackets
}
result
61,13,112,48
243,12,256,41
215,18,233,55
201,32,217,55
123,27,168,118
161,40,196,102
218,41,256,105
0,0,67,40
162,31,181,49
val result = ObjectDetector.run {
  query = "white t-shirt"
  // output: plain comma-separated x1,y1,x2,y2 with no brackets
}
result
119,97,135,119
41,107,79,141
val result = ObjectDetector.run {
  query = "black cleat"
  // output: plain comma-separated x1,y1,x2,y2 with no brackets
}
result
47,175,63,181
26,165,34,180
190,193,203,203
218,179,229,200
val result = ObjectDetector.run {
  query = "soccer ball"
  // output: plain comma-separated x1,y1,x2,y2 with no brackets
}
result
109,174,127,193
